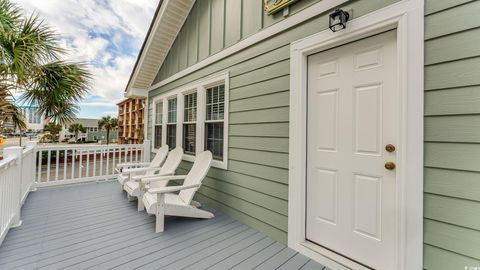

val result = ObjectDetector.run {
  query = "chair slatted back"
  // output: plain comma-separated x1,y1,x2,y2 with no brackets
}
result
151,147,184,189
144,145,168,177
178,151,213,204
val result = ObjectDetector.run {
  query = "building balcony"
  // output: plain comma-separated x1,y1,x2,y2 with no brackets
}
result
0,142,326,270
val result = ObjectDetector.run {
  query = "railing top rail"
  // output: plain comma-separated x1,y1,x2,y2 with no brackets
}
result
0,156,16,171
22,146,35,155
37,144,145,151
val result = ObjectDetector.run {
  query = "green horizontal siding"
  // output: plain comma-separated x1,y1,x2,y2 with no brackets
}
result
424,0,480,267
425,168,480,202
425,86,480,116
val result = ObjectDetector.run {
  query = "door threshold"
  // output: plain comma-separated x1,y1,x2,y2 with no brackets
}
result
300,241,372,270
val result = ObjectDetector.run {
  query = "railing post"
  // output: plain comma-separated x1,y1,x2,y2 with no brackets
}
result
143,140,151,162
3,146,23,228
25,141,38,192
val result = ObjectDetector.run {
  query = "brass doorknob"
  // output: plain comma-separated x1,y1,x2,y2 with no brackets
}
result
385,144,396,153
385,162,396,170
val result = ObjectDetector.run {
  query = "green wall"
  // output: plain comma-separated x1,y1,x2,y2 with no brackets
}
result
423,0,480,268
148,0,398,244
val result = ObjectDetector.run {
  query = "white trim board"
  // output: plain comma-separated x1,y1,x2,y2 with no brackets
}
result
288,1,424,269
147,0,349,91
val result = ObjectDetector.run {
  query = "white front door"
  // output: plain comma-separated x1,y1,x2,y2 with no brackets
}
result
306,30,398,269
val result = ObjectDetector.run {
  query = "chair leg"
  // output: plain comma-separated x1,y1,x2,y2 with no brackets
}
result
137,196,144,211
155,193,165,233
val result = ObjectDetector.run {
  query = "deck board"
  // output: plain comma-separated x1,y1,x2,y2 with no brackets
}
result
0,181,327,270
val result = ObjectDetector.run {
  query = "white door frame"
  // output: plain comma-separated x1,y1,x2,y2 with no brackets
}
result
288,1,424,269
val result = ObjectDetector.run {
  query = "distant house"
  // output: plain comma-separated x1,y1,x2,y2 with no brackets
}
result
124,1,477,269
17,105,45,132
59,118,118,142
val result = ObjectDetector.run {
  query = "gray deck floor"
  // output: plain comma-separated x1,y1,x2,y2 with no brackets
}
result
0,181,327,270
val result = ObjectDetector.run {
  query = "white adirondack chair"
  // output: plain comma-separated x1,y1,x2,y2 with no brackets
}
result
141,150,213,233
116,145,168,187
123,147,183,211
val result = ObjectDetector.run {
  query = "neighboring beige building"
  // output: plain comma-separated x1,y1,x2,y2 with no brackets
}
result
117,98,145,144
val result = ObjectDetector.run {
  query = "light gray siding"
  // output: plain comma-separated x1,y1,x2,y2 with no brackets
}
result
424,0,480,268
149,0,399,244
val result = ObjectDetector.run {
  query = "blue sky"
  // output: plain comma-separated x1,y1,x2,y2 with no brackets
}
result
13,0,159,119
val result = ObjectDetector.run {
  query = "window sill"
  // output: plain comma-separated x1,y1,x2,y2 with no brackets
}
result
182,153,227,170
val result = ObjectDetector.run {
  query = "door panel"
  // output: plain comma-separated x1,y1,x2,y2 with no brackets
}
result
306,30,398,270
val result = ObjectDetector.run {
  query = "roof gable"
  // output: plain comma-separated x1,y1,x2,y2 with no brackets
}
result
125,0,195,97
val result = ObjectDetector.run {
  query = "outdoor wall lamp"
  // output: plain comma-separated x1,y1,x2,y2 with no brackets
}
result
329,8,350,32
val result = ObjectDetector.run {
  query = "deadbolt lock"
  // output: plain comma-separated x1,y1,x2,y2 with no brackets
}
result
385,162,396,170
385,144,396,153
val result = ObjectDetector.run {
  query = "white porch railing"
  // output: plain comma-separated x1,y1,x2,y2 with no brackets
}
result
0,140,151,246
35,141,150,187
0,142,37,245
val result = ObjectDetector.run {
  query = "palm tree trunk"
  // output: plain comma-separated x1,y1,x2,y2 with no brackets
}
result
19,135,22,147
106,129,110,145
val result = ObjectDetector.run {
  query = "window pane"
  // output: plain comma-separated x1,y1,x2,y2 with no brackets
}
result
155,102,163,125
206,85,225,121
184,92,197,122
154,126,162,149
168,98,177,123
205,122,224,160
183,124,196,155
166,125,176,150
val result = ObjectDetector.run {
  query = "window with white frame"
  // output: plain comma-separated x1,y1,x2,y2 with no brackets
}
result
205,84,225,160
150,73,229,169
154,101,163,149
166,98,177,150
183,92,197,155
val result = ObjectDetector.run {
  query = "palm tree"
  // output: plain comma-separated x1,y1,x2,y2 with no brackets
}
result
98,116,118,145
68,123,86,142
0,0,91,126
43,122,62,142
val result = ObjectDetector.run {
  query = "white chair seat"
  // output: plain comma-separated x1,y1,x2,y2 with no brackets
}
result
143,192,186,214
124,181,141,197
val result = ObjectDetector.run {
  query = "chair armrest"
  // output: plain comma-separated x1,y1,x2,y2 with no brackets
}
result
141,175,187,183
131,172,173,182
148,184,201,194
123,167,162,174
116,162,150,169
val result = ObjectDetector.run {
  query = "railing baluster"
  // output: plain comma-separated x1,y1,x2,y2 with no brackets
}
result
86,149,90,178
55,150,60,181
37,149,42,183
71,149,75,179
112,147,116,175
79,150,82,179
46,150,51,182
100,149,104,176
93,149,97,177
63,149,67,180
106,147,110,176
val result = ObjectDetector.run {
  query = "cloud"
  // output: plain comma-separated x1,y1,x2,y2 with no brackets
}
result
12,0,159,117
102,111,118,117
